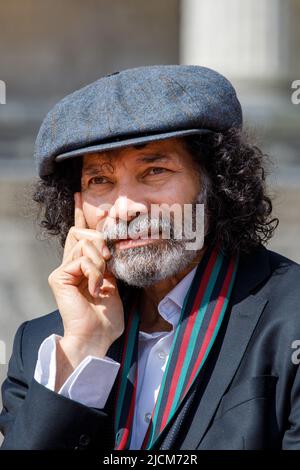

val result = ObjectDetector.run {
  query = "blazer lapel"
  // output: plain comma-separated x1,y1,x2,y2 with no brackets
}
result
180,246,271,449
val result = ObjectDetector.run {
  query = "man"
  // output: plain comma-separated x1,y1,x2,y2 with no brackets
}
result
1,65,300,450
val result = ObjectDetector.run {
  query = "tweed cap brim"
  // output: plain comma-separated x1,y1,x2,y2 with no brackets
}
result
55,128,212,162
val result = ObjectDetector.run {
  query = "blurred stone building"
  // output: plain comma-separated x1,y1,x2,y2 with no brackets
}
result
0,0,299,416
0,0,180,401
180,0,300,260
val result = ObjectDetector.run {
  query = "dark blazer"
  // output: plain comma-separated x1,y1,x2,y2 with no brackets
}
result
1,245,300,450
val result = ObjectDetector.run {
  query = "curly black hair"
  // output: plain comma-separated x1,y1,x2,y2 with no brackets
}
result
31,128,279,256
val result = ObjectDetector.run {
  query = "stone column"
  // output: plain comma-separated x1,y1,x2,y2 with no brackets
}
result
180,0,299,81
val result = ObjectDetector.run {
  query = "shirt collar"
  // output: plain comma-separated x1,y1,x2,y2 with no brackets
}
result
138,265,199,340
157,264,198,326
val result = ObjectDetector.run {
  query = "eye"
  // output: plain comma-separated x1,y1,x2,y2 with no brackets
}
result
88,176,110,185
147,167,168,175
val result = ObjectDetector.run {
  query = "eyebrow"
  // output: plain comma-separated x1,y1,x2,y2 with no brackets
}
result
82,153,173,176
83,166,109,176
136,154,171,164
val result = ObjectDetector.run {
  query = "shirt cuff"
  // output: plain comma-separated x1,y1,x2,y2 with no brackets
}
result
34,333,121,409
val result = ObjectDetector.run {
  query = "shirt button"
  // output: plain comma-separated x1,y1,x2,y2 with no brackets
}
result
78,434,91,447
75,434,91,450
157,350,167,360
144,412,152,423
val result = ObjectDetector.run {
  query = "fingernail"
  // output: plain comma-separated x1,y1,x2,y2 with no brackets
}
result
96,208,107,218
94,284,101,296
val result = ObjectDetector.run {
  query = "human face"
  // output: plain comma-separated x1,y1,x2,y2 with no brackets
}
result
80,137,204,286
81,137,200,232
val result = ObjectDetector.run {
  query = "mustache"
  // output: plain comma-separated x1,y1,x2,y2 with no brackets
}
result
102,213,177,246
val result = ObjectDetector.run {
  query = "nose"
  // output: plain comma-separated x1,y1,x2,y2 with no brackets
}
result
109,195,148,223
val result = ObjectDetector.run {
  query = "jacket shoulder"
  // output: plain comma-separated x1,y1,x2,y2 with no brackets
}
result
262,248,300,327
267,247,300,271
20,309,63,378
23,308,63,339
267,248,300,286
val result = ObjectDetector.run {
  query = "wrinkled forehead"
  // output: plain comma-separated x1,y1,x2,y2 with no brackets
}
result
81,137,192,171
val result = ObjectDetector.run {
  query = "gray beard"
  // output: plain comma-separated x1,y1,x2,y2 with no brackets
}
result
106,239,200,287
104,193,205,287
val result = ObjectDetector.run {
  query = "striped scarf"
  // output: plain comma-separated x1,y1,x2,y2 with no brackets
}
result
114,244,239,450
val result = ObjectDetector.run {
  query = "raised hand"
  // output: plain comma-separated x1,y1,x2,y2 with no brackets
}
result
48,192,124,390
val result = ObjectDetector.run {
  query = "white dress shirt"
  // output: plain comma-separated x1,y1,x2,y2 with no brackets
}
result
34,265,197,450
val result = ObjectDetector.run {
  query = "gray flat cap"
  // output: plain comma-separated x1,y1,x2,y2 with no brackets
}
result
34,65,243,178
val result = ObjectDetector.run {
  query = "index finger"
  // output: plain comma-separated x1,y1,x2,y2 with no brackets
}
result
74,192,87,229
95,207,111,260
95,207,109,234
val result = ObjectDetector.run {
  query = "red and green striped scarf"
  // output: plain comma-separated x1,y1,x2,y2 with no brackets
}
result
114,244,239,450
